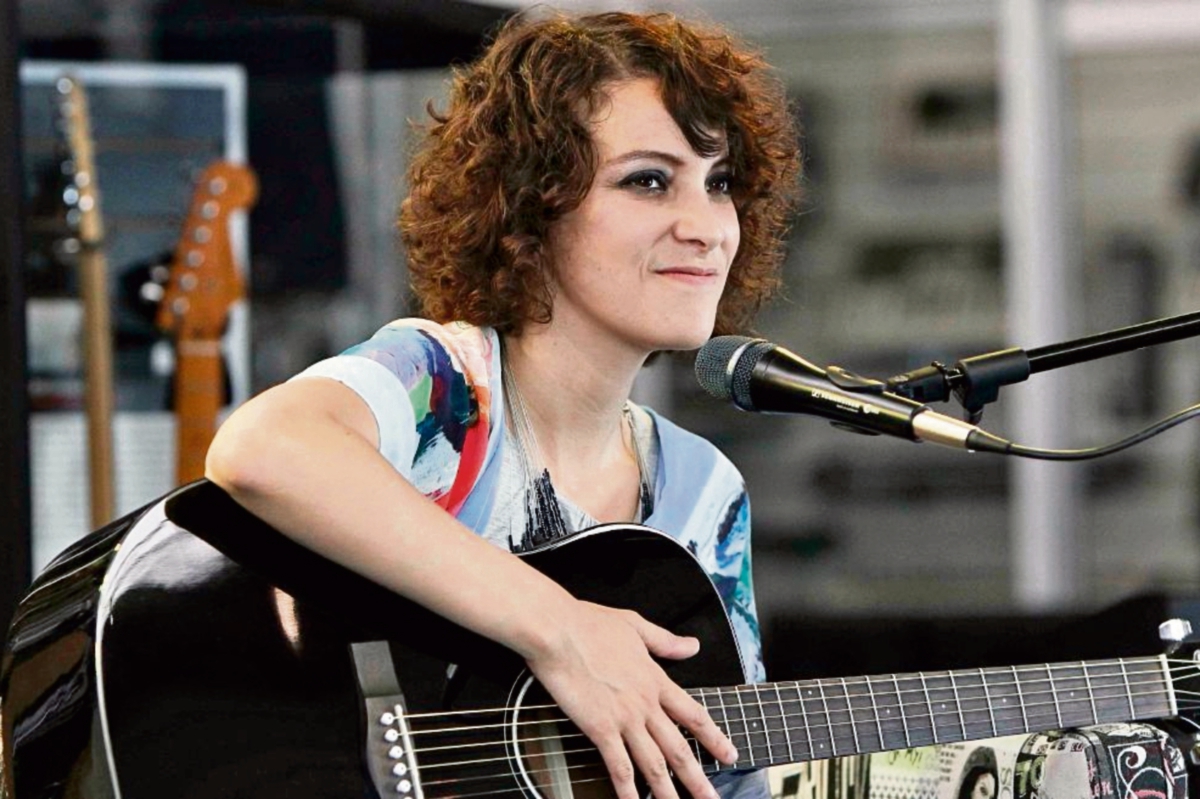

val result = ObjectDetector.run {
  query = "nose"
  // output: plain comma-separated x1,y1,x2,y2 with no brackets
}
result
670,187,728,253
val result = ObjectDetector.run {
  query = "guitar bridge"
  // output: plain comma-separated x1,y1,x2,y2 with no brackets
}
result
353,641,423,799
364,694,422,798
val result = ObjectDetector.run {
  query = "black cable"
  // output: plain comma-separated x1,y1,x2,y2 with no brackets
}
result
966,404,1200,460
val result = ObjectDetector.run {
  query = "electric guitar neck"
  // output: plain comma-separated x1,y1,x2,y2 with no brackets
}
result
56,74,115,528
156,161,257,485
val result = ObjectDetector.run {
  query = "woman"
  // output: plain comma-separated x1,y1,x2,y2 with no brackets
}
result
206,9,800,799
956,746,999,799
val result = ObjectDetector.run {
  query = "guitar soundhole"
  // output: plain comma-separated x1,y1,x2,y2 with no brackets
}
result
513,678,615,799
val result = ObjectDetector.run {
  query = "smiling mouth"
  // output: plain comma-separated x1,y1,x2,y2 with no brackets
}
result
656,267,719,278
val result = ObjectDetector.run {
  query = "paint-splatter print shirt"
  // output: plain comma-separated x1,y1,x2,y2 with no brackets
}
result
295,318,765,685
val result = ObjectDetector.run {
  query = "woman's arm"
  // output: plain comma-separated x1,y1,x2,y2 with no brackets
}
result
205,377,737,799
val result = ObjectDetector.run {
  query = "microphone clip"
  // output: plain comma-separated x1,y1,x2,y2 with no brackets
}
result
887,349,1031,424
824,365,889,394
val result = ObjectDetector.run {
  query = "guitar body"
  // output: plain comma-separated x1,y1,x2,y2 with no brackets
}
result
1,481,744,799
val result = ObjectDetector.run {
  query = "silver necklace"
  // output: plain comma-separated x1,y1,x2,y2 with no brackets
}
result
500,341,653,549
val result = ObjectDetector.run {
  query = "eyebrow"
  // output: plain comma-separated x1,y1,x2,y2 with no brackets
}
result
603,149,731,170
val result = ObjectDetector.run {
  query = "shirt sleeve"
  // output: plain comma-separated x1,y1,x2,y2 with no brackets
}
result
290,321,486,503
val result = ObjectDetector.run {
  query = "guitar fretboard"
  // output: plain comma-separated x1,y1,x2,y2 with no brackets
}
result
690,656,1173,771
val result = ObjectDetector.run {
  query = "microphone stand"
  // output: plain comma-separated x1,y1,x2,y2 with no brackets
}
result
885,310,1200,423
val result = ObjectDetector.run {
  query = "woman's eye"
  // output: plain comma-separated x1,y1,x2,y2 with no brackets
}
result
620,170,668,192
707,173,735,195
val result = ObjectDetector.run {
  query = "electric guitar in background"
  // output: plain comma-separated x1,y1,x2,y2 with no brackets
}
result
56,74,115,528
155,161,258,486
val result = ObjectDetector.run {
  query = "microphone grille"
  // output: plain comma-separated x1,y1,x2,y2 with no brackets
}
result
694,336,770,403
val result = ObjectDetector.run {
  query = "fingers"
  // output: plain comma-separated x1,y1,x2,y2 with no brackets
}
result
662,686,738,766
619,694,730,799
644,713,721,799
530,602,735,799
590,732,644,799
625,610,701,661
582,695,721,799
619,724,686,796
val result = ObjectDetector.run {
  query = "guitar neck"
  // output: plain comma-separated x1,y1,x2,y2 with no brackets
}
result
79,245,116,526
59,75,116,528
173,343,224,485
692,655,1174,771
156,160,256,488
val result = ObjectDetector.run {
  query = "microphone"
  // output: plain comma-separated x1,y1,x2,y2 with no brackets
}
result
694,336,1010,452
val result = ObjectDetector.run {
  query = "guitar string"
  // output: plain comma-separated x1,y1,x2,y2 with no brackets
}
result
408,683,1200,799
406,674,1181,758
410,689,1188,776
402,688,1200,799
401,666,1186,763
400,658,1175,741
398,666,1194,778
398,656,1170,722
396,669,1200,797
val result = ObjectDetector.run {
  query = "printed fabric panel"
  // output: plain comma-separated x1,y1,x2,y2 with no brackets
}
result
766,722,1187,799
318,319,493,515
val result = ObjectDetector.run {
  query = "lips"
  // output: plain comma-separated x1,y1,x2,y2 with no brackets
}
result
655,266,719,278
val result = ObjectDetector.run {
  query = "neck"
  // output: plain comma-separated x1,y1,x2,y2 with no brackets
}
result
500,325,646,463
687,654,1176,774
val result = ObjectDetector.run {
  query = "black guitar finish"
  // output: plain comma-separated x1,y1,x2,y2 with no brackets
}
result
1,480,744,798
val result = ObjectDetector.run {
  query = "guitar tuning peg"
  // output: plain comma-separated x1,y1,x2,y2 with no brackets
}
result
1159,618,1193,646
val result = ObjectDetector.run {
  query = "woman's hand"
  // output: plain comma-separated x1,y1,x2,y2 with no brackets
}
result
525,600,738,799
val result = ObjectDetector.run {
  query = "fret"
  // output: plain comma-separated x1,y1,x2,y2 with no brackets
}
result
1119,659,1136,720
710,685,743,761
731,687,759,766
1048,664,1094,728
923,672,965,743
1049,666,1064,728
842,677,884,755
1019,665,1060,732
839,678,863,754
982,666,1025,736
771,683,797,764
891,674,912,748
862,677,885,752
1132,656,1174,719
894,673,936,747
978,668,998,738
798,681,833,759
749,684,774,765
693,687,719,768
1013,665,1030,733
948,670,994,741
918,672,938,744
1081,661,1098,725
816,676,835,753
1086,658,1138,725
947,671,967,741
863,675,906,753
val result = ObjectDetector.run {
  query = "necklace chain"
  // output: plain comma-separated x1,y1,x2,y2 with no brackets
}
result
499,340,653,544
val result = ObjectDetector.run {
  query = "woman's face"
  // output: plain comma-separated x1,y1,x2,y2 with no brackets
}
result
545,77,741,355
970,773,997,799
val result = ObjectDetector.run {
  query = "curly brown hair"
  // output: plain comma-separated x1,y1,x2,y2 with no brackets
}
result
399,9,802,338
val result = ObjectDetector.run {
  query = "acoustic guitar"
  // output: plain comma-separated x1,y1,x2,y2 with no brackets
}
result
2,480,1198,798
155,161,258,485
